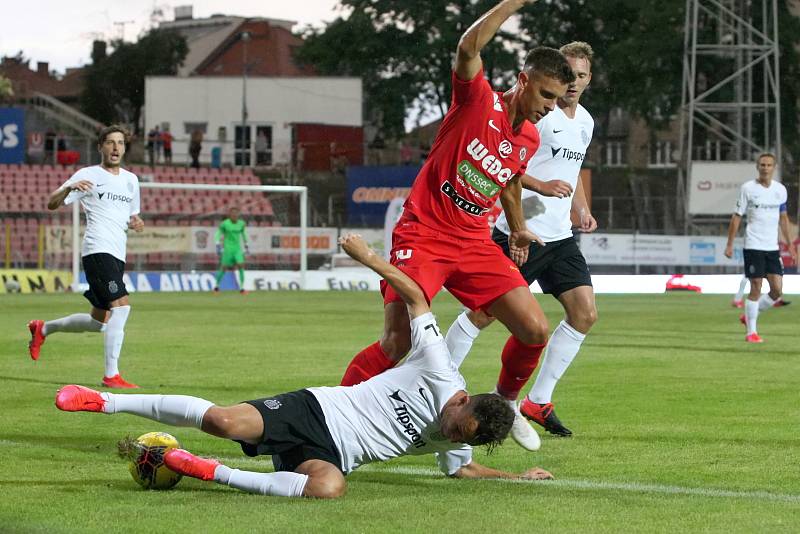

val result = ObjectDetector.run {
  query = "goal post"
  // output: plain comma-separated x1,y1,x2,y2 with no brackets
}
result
70,182,309,290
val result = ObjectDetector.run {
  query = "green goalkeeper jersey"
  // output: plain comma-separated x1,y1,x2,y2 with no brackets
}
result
216,218,247,251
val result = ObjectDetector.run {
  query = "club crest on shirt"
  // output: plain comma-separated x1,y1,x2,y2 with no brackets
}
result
498,140,513,158
263,399,282,410
519,147,527,161
581,129,590,145
108,280,118,294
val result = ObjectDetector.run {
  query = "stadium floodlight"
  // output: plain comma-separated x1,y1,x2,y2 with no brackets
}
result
69,182,309,290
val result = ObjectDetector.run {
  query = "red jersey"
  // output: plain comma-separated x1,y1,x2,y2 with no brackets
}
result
403,69,540,240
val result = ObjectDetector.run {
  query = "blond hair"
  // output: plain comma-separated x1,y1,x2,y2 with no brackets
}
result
560,41,594,66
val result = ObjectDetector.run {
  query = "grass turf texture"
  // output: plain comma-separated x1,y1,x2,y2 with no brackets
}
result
1,291,798,533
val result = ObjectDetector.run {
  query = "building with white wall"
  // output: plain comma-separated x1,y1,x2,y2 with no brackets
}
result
144,76,362,167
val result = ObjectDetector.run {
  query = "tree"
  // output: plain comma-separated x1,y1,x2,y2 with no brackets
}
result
82,29,187,132
0,74,14,104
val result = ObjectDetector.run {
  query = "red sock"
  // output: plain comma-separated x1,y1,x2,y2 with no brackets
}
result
340,341,396,386
496,336,546,400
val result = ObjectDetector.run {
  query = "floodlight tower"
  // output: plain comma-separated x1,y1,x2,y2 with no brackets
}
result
677,0,781,231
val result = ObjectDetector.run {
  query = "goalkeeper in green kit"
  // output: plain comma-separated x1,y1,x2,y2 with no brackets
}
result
213,207,249,294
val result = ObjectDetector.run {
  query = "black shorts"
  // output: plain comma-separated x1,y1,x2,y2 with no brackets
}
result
237,389,343,474
492,229,592,298
743,249,783,278
82,253,128,310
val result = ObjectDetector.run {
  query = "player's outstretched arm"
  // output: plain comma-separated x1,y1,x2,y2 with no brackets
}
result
338,233,429,318
455,0,538,81
453,460,553,480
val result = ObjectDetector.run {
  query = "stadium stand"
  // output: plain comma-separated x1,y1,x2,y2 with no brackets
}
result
0,164,280,270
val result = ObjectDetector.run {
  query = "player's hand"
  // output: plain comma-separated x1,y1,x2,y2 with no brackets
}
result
537,180,573,198
69,180,94,192
128,215,145,233
215,244,222,256
577,209,597,233
520,467,553,480
509,230,543,266
338,233,376,263
724,244,733,259
789,243,798,261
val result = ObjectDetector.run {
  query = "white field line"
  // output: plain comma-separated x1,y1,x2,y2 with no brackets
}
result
212,457,800,504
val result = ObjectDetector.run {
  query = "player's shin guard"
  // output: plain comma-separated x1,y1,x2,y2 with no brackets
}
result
340,341,395,386
44,314,106,335
496,336,546,400
528,320,585,404
214,465,308,497
445,311,481,368
104,305,130,377
758,293,776,311
102,393,214,427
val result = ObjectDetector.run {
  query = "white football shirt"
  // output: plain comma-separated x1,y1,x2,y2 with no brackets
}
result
62,166,141,262
309,312,473,475
495,104,594,242
734,179,787,251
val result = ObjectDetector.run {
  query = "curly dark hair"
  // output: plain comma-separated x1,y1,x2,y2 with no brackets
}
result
97,124,131,147
467,393,515,453
523,46,576,85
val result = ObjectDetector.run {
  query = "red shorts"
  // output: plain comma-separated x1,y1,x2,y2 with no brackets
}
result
383,220,528,311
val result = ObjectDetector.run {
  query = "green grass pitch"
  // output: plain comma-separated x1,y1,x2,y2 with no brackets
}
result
1,291,798,533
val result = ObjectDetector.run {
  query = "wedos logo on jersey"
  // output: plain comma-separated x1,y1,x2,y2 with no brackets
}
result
550,146,586,163
465,138,514,184
389,390,427,449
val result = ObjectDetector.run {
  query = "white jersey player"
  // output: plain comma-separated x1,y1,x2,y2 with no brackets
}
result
28,125,144,388
725,153,797,343
445,41,598,439
54,233,553,499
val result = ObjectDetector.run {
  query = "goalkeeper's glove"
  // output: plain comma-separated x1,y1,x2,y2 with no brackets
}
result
216,244,222,256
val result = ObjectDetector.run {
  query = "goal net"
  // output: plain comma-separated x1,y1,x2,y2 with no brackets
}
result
48,169,311,291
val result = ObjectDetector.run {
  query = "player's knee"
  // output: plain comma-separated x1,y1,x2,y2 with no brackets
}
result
304,476,347,499
201,408,238,438
380,333,411,361
574,307,598,332
516,317,549,345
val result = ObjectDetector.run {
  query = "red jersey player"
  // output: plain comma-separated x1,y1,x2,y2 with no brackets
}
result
340,0,575,451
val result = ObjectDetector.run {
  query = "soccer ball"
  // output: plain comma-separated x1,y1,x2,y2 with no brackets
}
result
121,432,183,490
4,279,21,293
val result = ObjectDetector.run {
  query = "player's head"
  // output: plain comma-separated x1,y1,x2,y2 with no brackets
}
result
756,153,776,180
229,206,240,221
97,124,130,168
440,392,514,451
515,47,575,124
559,41,593,107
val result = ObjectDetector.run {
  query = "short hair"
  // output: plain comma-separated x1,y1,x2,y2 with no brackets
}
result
560,41,594,66
757,152,776,163
97,124,130,146
523,46,576,85
468,393,515,452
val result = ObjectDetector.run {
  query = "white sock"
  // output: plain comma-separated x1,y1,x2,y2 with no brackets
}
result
745,299,759,335
445,311,481,368
735,277,748,302
757,293,775,311
43,314,106,336
528,320,586,405
101,393,213,427
104,305,130,377
214,465,308,497
491,387,520,414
